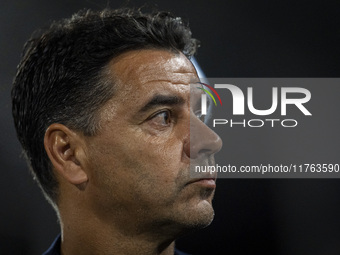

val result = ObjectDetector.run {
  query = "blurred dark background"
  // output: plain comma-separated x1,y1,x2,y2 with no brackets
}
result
1,0,340,254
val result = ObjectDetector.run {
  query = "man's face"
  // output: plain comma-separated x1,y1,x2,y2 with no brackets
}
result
82,49,222,235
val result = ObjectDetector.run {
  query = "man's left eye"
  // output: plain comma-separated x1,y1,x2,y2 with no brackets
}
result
149,110,172,127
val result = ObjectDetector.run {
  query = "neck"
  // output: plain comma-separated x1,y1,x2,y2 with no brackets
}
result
58,207,179,255
61,232,176,255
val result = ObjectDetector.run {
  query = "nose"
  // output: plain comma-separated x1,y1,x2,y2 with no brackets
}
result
184,113,223,159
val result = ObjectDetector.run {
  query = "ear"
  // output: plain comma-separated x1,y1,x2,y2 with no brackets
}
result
44,124,88,187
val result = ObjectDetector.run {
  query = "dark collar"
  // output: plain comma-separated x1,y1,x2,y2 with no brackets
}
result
42,234,190,255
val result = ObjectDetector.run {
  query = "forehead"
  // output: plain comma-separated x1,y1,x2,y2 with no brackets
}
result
108,49,198,94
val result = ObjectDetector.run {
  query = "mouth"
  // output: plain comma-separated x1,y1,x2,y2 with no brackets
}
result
187,157,218,188
186,176,217,188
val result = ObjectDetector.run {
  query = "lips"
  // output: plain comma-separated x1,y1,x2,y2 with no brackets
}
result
186,175,217,188
192,178,216,188
188,158,217,188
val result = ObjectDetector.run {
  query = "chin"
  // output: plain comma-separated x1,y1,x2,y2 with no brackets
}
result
159,199,215,239
178,199,215,230
194,200,215,226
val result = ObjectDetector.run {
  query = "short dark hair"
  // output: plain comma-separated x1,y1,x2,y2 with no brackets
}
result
11,8,199,205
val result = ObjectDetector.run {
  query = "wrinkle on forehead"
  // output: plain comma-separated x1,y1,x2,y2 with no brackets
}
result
109,49,197,87
99,49,198,129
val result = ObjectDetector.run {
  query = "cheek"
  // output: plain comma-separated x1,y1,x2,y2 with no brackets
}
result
138,134,184,170
120,137,186,199
90,133,183,179
86,124,188,204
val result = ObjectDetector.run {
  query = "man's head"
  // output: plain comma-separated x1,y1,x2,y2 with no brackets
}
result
12,8,198,203
12,8,222,239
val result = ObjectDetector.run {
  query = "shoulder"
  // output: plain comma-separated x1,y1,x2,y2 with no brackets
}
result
42,234,61,255
174,248,191,255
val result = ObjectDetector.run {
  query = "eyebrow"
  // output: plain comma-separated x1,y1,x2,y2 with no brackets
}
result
139,94,185,113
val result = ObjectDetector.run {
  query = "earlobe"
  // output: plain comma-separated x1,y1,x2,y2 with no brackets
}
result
44,124,88,187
